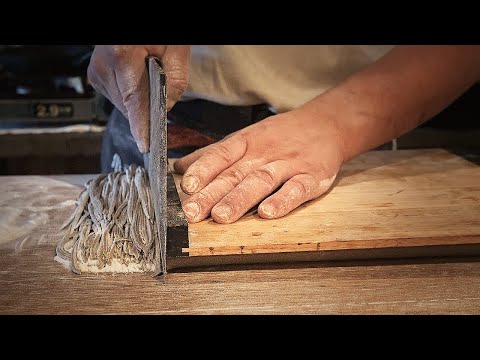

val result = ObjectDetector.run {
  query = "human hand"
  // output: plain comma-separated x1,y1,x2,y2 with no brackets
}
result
175,45,480,225
87,45,190,153
173,109,344,224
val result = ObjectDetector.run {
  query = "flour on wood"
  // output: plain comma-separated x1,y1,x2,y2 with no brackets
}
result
55,165,159,274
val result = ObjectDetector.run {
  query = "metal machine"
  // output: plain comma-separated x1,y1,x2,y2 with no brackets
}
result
0,45,108,124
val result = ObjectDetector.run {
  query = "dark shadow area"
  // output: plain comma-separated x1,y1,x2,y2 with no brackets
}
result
422,83,480,131
169,254,480,274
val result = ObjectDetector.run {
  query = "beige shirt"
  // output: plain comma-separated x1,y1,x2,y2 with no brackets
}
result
183,45,395,113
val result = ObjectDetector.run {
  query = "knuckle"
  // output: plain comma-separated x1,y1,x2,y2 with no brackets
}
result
110,45,130,62
209,143,233,165
215,175,237,190
289,178,310,198
121,89,136,105
218,176,236,189
284,149,301,159
252,167,277,188
168,71,189,96
196,188,218,205
219,167,246,186
279,193,290,205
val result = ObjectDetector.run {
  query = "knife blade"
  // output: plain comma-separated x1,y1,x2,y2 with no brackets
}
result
144,56,168,276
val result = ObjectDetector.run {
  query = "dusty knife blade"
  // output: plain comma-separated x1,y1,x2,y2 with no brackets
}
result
144,56,168,276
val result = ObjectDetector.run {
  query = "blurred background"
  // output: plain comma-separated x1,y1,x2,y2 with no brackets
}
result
1,45,479,175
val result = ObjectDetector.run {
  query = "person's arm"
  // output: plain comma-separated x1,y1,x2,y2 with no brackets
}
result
87,45,190,153
174,45,480,224
303,45,480,162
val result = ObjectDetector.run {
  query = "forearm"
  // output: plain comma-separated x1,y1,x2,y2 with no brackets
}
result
298,45,480,162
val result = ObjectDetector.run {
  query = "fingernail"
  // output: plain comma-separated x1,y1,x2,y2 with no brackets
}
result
183,175,199,193
260,203,276,218
183,202,200,220
213,204,233,222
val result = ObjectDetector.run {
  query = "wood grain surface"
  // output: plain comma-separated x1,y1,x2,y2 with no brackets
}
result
178,149,480,261
2,246,480,314
1,149,480,314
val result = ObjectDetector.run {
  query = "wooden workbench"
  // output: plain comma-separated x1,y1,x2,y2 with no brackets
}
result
1,148,480,314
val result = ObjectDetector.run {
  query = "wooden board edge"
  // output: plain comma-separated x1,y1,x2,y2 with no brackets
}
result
447,148,480,166
166,243,480,271
181,235,480,256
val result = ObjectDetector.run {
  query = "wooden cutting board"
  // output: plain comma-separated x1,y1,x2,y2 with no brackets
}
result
1,149,479,270
167,148,480,268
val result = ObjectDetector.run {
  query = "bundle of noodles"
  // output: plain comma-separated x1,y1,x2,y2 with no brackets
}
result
55,165,159,274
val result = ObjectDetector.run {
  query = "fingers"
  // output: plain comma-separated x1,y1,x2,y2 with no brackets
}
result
173,142,217,174
258,173,337,219
172,129,243,175
210,160,297,224
160,45,190,110
179,135,248,195
112,45,190,152
87,45,190,154
87,47,129,117
181,159,263,222
112,46,151,153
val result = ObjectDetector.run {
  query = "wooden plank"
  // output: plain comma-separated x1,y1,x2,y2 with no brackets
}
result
171,149,480,263
2,246,480,314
